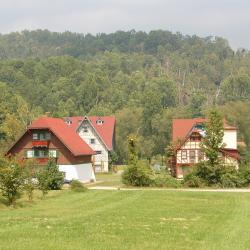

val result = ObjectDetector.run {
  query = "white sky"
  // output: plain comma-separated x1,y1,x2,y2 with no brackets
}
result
0,0,250,49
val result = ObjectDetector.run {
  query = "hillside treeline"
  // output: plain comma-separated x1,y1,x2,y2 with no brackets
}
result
0,30,250,162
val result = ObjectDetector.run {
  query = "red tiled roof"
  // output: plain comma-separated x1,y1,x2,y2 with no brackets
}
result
172,118,237,142
172,118,206,141
64,116,116,151
88,116,115,150
28,117,95,156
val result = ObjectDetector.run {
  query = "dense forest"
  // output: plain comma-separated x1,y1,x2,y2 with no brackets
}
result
0,29,250,162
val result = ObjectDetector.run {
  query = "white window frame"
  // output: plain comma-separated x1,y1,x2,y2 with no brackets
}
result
33,133,38,140
26,150,34,158
49,150,57,158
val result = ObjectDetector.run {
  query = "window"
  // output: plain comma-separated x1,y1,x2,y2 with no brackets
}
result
32,132,51,140
95,151,102,154
26,150,34,158
65,119,72,125
90,138,95,144
83,126,88,132
34,149,48,158
49,150,57,158
181,150,187,160
189,150,196,163
45,133,51,140
40,133,45,140
33,133,38,140
96,119,104,125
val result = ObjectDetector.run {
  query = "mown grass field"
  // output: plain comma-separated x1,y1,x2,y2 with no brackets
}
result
0,190,250,250
94,172,123,187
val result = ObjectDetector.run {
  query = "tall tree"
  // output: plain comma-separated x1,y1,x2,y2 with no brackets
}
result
201,109,224,167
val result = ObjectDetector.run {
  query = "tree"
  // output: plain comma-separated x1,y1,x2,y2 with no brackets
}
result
23,159,37,201
122,137,153,186
201,109,224,167
36,159,64,197
0,157,24,206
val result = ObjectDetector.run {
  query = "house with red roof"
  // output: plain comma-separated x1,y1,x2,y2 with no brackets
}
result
171,118,240,178
64,116,116,172
6,117,96,182
6,115,116,181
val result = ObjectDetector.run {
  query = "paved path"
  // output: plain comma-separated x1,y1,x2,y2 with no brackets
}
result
89,186,250,192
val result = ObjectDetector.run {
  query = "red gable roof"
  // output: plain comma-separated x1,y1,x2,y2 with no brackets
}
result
172,118,206,141
64,116,116,151
28,117,95,156
172,118,237,142
88,116,115,150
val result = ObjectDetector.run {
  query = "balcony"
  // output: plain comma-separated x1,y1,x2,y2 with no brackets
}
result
32,140,50,147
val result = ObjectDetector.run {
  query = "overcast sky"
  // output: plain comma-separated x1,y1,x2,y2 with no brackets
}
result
0,0,250,49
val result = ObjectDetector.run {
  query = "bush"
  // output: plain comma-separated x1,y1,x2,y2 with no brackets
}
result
70,180,88,192
183,172,205,188
36,159,64,196
220,172,240,188
153,174,181,188
182,161,248,188
0,158,24,206
122,160,154,187
238,164,250,187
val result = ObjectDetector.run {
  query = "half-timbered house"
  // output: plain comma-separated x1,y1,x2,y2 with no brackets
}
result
171,118,240,178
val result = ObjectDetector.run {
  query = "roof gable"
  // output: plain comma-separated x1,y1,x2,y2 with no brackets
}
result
65,116,116,151
172,118,206,142
28,117,95,156
172,118,237,142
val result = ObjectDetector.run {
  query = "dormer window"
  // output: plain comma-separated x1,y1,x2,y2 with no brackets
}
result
96,119,104,125
66,120,72,125
64,118,72,125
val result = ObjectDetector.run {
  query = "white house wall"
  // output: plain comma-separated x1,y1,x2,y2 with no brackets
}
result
223,130,237,149
78,121,109,172
59,163,96,183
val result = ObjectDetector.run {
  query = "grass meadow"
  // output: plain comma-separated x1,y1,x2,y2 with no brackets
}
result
0,189,250,250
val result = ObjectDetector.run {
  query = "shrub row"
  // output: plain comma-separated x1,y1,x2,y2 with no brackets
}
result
183,162,250,188
122,160,180,188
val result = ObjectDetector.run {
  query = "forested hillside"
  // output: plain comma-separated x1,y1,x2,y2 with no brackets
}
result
0,30,250,162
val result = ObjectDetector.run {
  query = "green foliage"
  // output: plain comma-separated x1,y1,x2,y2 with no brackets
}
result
23,159,37,201
122,160,154,187
183,161,250,188
36,159,64,196
238,164,250,187
70,180,88,192
183,173,206,188
0,30,249,163
201,110,224,167
0,157,24,206
122,137,154,187
152,173,181,188
108,151,118,172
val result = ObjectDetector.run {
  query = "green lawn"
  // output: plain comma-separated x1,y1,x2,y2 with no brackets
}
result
94,172,123,187
0,190,250,250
